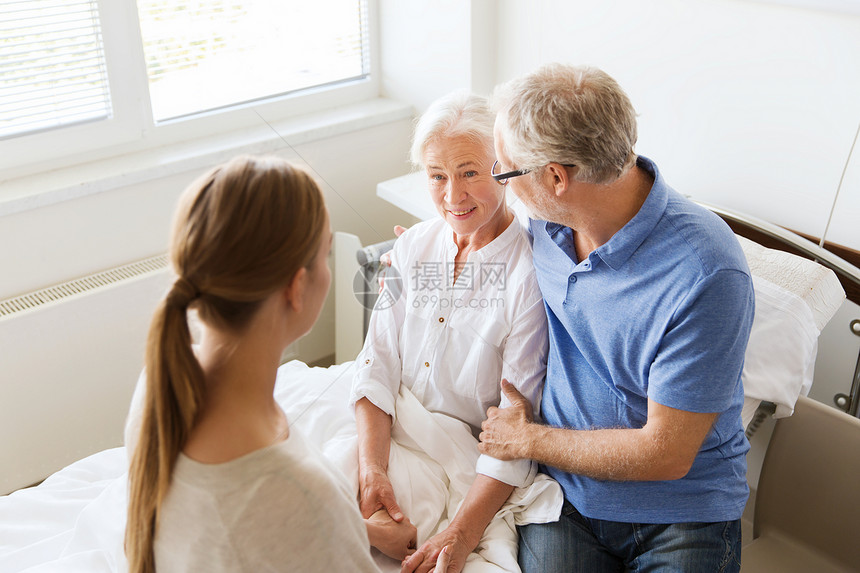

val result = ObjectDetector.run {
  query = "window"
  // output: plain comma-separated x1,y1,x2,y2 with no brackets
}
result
0,0,111,139
136,0,369,121
0,0,374,175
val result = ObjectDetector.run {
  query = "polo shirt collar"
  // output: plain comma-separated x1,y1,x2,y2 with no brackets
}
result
594,155,668,270
537,156,668,271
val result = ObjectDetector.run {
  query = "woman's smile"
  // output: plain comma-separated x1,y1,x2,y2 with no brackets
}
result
447,206,477,218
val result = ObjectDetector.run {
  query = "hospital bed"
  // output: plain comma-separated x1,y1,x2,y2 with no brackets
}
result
698,203,860,573
0,199,857,572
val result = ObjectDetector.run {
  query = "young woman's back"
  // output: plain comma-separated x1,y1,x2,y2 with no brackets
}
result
156,431,374,572
124,155,379,573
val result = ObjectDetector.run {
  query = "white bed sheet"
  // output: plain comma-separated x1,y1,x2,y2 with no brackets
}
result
0,360,563,573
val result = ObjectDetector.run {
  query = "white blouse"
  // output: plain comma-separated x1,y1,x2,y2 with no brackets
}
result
350,217,548,487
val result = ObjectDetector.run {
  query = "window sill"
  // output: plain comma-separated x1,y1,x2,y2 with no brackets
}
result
0,97,413,218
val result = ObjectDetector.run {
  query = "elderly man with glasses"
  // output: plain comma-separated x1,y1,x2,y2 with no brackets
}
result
478,63,754,573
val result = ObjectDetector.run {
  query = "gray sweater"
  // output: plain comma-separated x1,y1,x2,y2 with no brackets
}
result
153,430,379,572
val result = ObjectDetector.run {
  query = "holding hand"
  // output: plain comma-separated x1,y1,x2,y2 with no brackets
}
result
366,509,417,561
435,546,452,572
359,465,405,522
478,379,535,461
401,529,469,573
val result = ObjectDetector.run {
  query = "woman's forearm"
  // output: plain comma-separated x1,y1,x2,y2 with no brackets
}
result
355,397,406,521
355,397,393,471
448,474,514,548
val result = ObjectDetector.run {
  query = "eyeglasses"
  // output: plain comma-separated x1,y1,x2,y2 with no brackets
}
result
491,160,576,185
490,161,529,184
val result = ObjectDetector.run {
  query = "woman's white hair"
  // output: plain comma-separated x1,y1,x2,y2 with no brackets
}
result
410,89,495,168
492,63,638,184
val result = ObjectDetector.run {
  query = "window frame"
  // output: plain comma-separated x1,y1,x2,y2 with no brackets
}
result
0,0,379,178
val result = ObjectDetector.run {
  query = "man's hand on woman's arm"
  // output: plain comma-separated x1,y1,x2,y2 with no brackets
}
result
479,380,718,482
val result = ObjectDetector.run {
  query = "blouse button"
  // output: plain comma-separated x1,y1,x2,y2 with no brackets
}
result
569,275,577,283
438,317,444,323
364,359,370,365
424,362,430,367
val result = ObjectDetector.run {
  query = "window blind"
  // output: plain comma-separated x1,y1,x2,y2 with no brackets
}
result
136,0,370,121
0,0,111,139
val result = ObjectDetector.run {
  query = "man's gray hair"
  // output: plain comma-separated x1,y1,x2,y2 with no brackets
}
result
492,63,638,184
410,89,495,168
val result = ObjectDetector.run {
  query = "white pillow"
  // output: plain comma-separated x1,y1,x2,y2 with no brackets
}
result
738,236,845,426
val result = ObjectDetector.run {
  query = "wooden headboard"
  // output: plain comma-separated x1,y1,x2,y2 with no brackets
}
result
697,201,860,306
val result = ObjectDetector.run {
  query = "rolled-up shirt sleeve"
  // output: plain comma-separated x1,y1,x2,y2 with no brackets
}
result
349,245,408,423
476,286,549,487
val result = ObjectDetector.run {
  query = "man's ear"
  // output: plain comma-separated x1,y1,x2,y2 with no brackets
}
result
285,267,309,313
545,163,571,197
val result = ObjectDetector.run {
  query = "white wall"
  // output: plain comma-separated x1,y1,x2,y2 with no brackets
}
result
0,116,416,366
377,0,501,112
493,0,860,251
377,0,470,112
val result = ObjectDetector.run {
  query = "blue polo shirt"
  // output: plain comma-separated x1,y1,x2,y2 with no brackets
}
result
532,156,754,523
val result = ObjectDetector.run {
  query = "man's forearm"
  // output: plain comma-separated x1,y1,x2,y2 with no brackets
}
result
518,405,718,482
519,423,682,481
481,387,719,482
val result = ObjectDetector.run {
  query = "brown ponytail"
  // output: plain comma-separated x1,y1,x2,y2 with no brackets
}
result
125,156,326,573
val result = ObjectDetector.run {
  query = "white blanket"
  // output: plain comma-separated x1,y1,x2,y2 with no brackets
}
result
0,360,562,573
0,447,128,572
276,360,563,572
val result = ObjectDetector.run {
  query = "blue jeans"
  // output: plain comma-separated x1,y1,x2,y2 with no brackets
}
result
518,501,742,573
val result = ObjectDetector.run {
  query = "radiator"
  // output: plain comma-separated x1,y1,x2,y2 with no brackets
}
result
0,256,171,494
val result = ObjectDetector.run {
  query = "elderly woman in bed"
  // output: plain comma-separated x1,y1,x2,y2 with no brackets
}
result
350,90,548,573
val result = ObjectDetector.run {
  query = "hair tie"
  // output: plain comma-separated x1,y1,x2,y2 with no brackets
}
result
168,277,200,307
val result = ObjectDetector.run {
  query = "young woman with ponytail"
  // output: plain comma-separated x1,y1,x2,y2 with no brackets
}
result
123,155,413,572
